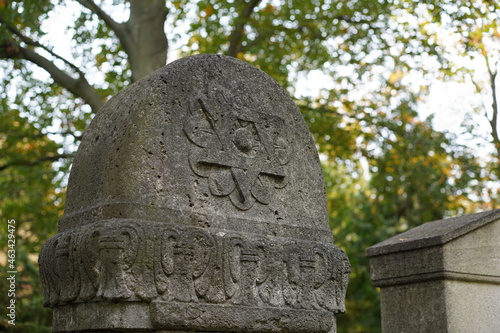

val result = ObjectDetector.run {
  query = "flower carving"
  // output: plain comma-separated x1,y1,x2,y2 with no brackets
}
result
184,93,292,210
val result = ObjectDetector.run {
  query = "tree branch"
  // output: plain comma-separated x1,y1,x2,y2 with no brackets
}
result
488,65,499,151
75,0,126,37
0,15,85,76
471,77,491,121
19,44,104,113
0,14,104,113
227,0,262,57
483,55,500,154
334,15,373,25
28,130,84,141
75,0,134,61
0,153,74,172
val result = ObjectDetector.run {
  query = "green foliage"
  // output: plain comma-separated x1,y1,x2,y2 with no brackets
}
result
1,0,499,332
301,93,484,331
0,108,65,331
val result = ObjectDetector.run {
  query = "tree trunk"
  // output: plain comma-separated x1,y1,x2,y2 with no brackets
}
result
126,0,169,82
227,0,261,57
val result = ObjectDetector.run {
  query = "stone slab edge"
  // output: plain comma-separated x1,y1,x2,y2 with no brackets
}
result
53,301,334,333
366,209,500,257
53,302,153,331
151,301,334,333
372,270,500,288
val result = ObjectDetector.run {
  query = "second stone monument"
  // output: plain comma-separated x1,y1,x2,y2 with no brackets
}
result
39,54,350,332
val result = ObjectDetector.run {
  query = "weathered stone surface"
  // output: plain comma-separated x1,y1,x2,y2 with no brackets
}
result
366,209,500,333
39,54,350,332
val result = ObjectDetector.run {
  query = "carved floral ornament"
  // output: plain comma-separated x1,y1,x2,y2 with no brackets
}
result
184,88,293,210
39,221,350,314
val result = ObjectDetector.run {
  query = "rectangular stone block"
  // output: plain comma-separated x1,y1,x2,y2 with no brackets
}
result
367,209,500,332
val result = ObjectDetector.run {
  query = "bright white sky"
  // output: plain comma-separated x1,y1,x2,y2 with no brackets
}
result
37,2,495,157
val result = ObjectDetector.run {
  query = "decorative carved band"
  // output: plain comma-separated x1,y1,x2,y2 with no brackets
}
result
40,219,350,315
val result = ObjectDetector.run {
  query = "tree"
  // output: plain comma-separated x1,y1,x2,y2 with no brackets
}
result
1,0,497,332
463,6,500,208
0,108,63,332
422,0,500,209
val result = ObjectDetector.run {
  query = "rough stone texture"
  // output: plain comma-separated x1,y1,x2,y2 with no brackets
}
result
379,280,448,333
39,54,350,333
366,209,500,333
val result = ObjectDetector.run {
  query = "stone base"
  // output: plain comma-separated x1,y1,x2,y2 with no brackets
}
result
53,301,335,333
53,302,152,332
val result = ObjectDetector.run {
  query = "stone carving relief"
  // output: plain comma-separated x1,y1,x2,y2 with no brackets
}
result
184,88,292,210
39,55,349,333
39,220,349,314
224,235,268,306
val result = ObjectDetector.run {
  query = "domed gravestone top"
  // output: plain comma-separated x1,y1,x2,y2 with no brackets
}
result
39,54,350,333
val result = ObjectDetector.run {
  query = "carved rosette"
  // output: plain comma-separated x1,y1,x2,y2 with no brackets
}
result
184,87,292,210
39,220,350,332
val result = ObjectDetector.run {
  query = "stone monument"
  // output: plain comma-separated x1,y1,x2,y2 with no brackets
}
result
39,54,350,332
366,209,500,333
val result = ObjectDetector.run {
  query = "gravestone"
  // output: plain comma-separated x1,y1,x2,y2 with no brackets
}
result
366,209,500,333
39,54,350,333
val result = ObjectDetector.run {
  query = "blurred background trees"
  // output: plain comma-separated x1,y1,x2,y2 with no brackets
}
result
1,0,498,331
